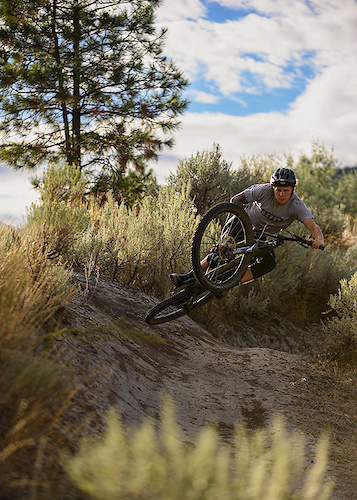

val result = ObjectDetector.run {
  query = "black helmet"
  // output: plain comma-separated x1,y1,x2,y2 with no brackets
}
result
270,168,296,187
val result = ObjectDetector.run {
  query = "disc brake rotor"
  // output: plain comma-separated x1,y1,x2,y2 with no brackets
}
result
218,235,236,262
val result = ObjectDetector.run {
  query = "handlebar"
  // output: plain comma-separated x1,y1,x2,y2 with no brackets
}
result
262,232,324,250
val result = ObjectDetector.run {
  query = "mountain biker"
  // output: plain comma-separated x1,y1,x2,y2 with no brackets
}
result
170,167,324,288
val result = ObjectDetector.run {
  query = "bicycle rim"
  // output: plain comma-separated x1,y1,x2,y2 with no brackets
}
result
145,287,214,325
145,289,192,325
187,290,214,313
191,202,254,293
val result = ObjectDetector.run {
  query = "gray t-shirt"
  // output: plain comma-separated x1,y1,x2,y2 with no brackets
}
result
243,183,313,231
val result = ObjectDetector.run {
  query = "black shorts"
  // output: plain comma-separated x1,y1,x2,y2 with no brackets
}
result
250,250,276,279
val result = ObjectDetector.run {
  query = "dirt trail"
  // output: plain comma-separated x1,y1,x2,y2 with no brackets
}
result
57,274,357,499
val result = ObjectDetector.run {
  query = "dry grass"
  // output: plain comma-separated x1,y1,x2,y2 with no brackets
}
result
0,224,80,499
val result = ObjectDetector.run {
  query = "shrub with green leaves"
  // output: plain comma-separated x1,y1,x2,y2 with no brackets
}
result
25,151,357,323
322,272,357,366
292,143,353,241
74,185,198,297
65,399,333,500
168,144,260,215
200,238,357,329
258,240,355,322
27,163,90,260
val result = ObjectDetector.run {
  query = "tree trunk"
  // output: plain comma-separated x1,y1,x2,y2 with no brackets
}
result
52,0,72,164
72,1,81,167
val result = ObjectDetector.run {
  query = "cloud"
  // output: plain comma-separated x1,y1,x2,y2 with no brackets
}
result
2,0,357,219
158,0,357,97
158,15,300,95
0,166,40,226
157,0,206,22
151,0,357,182
154,56,357,182
190,90,220,104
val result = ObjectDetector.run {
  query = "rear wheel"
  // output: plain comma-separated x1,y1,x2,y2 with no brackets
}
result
145,288,214,325
191,202,254,293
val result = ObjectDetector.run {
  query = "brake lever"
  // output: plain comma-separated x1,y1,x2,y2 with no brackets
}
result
299,238,324,250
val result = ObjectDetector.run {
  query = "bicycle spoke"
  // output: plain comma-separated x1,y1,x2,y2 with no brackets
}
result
192,203,254,293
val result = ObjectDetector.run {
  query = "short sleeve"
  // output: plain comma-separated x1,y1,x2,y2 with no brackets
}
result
293,199,314,222
244,184,268,203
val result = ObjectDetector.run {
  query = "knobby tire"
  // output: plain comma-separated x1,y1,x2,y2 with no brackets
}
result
145,288,214,325
191,202,254,293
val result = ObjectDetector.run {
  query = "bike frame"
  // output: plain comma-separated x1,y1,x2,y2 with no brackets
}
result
205,230,322,282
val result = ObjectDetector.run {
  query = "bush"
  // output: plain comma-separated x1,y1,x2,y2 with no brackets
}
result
322,272,357,366
292,143,352,242
237,153,278,186
0,225,76,359
65,399,333,500
202,237,357,329
258,239,354,323
0,354,75,499
168,144,253,215
25,155,357,324
73,185,198,297
27,163,90,261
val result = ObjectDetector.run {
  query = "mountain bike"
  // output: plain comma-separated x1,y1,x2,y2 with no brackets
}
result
145,202,324,325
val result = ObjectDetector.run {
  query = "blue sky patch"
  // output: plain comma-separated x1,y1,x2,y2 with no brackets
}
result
204,1,258,23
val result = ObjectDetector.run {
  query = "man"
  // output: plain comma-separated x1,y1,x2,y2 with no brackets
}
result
170,167,324,287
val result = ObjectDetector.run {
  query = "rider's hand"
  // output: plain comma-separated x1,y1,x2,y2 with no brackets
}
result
310,238,324,249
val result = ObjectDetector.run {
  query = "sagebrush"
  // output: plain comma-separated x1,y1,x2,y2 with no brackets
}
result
66,399,333,500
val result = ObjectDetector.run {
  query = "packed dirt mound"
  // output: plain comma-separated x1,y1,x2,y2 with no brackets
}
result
56,273,357,499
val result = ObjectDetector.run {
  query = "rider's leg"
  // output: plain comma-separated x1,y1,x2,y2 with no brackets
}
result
246,251,276,282
171,250,276,288
170,270,195,287
241,267,254,283
170,216,245,288
170,256,209,287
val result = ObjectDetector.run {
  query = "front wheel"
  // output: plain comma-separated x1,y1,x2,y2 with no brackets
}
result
191,202,254,293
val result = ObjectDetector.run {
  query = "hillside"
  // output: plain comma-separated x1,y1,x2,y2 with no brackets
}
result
57,273,357,499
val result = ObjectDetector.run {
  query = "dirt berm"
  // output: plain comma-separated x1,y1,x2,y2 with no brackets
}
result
57,273,357,499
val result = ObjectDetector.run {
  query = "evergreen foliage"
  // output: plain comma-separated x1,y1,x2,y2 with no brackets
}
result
90,163,158,208
0,0,188,190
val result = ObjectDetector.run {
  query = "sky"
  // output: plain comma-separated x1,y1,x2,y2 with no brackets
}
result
1,0,357,224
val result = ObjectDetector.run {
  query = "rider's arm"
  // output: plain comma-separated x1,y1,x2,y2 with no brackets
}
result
303,218,325,249
230,191,248,206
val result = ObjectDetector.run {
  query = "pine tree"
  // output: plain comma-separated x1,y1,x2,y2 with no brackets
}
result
0,0,188,179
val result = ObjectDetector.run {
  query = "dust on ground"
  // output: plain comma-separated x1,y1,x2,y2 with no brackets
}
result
56,273,357,500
